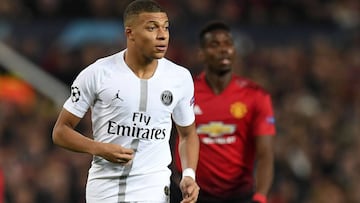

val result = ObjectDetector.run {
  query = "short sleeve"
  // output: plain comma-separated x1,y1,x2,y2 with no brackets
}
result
63,66,97,118
253,92,276,136
172,70,195,127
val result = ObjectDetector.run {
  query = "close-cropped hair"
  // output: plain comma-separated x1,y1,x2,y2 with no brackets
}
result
199,21,231,47
123,0,165,26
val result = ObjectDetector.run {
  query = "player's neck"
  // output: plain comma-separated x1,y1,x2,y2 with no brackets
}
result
124,50,158,79
205,72,232,95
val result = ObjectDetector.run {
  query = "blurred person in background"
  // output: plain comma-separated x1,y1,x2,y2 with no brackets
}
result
0,168,3,203
171,21,276,203
52,0,199,203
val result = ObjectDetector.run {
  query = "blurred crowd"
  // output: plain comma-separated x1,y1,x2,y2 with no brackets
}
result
0,0,359,203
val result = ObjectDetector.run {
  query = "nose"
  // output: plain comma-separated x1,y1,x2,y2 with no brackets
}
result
157,27,168,40
219,42,234,53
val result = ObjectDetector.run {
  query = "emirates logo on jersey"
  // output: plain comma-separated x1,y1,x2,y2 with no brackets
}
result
197,122,236,137
230,102,247,119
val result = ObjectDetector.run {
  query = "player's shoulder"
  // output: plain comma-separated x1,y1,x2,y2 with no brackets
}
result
90,52,120,70
159,57,191,76
79,52,121,76
233,75,270,95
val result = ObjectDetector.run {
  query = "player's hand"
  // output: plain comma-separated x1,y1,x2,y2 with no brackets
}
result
95,142,134,164
179,176,200,203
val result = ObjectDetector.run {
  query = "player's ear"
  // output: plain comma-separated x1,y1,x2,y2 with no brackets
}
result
198,48,205,61
125,27,135,41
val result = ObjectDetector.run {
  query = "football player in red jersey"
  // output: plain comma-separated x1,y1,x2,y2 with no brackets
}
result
171,21,276,203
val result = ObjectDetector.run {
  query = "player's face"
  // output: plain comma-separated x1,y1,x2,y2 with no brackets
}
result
129,12,169,60
201,30,236,74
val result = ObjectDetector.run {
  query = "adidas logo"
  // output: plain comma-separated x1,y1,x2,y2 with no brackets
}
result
194,105,202,115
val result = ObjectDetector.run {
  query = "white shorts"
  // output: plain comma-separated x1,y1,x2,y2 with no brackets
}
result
86,165,171,203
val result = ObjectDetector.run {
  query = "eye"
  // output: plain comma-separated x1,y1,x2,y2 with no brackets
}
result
225,39,234,46
208,41,219,48
147,26,156,31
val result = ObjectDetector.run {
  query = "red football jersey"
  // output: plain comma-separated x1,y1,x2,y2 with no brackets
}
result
175,72,276,199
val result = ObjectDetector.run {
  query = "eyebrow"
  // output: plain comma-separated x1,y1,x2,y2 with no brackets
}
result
145,20,169,25
146,19,169,23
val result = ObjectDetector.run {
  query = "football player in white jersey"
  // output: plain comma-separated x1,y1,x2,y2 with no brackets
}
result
52,0,200,202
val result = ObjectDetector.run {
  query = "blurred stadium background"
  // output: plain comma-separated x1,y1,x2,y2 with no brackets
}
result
0,0,359,202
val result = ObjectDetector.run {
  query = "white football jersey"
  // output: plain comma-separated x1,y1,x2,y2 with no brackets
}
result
63,50,195,202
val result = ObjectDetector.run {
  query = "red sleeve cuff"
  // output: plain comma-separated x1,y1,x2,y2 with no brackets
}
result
252,193,267,203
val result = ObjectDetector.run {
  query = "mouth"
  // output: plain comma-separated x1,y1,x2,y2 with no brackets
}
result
219,57,231,65
155,45,167,52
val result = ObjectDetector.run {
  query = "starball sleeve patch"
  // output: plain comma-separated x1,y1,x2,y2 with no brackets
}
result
71,86,81,102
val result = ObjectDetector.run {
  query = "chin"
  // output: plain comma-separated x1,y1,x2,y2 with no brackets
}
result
220,65,232,71
153,53,166,59
217,67,232,75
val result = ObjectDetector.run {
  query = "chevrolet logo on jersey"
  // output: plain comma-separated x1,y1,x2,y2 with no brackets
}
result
197,122,236,137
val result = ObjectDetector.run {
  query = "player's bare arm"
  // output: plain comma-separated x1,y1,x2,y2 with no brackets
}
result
52,108,134,164
254,135,275,197
176,122,200,202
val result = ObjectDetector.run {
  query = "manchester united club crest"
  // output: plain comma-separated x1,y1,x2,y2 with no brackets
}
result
230,102,247,119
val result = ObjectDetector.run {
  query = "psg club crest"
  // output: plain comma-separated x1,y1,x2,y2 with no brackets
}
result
71,86,81,102
161,90,173,106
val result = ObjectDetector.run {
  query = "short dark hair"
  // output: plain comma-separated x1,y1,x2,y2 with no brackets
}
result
199,21,231,47
123,0,165,26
